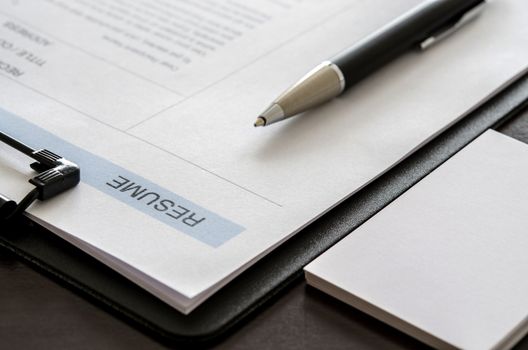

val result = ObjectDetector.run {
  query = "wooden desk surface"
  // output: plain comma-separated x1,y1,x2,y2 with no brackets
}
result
2,111,528,349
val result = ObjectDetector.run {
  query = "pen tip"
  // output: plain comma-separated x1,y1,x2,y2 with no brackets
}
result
254,117,266,127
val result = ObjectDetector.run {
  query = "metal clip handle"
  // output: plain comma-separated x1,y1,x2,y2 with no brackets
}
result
0,130,80,220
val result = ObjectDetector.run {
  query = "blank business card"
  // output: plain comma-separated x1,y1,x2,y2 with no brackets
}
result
305,130,528,350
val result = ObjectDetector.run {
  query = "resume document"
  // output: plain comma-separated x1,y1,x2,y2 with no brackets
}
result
0,0,527,313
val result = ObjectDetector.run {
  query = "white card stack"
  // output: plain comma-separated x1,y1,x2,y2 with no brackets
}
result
306,131,528,349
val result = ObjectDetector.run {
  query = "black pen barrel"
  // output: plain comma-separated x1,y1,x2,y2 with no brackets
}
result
333,0,484,90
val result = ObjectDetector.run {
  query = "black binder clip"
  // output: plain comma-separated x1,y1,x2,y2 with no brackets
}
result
0,130,80,221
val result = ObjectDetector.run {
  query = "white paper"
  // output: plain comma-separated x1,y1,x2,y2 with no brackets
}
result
305,130,528,350
1,0,527,313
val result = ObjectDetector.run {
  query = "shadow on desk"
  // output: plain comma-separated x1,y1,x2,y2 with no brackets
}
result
0,245,423,350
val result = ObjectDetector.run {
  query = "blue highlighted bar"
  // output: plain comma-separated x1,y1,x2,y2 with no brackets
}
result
1,108,245,247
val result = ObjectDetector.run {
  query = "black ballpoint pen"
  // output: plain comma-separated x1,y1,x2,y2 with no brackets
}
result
254,0,487,127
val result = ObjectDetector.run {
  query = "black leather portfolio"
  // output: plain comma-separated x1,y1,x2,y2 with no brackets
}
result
2,72,528,346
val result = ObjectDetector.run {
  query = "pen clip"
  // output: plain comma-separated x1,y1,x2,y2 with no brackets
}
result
420,1,487,51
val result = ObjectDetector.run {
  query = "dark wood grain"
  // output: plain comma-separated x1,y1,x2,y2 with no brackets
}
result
1,110,528,349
